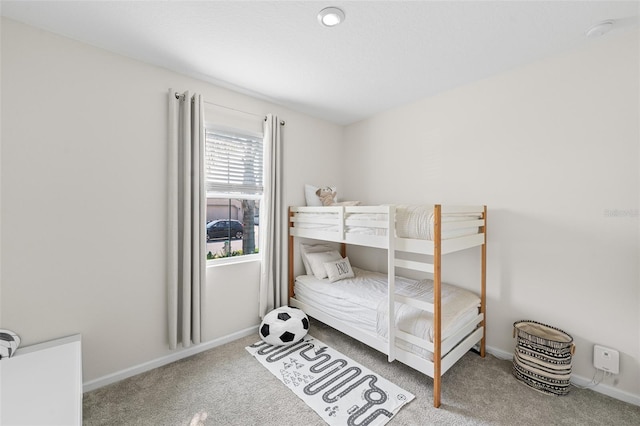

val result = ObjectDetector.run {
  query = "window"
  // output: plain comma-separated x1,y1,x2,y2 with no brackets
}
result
205,127,263,261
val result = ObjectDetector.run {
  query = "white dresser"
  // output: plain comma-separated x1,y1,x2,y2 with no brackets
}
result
0,334,82,426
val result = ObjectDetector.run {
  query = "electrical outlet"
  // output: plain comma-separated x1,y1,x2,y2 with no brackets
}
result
593,345,619,374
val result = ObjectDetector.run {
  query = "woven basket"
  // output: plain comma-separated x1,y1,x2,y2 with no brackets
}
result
512,320,575,396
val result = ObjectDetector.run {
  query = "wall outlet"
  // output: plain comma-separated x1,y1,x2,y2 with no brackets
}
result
593,345,619,374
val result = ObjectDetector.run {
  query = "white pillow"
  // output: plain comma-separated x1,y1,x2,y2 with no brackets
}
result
305,250,343,279
300,243,334,275
324,257,355,282
305,184,337,206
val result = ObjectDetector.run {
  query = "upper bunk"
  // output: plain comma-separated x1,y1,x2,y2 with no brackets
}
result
288,204,486,256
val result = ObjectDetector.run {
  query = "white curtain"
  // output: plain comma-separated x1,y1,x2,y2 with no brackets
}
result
259,114,285,317
167,89,206,349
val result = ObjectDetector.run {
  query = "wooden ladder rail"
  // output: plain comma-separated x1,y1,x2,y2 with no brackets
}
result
433,204,442,408
433,204,487,407
288,207,295,301
480,205,487,357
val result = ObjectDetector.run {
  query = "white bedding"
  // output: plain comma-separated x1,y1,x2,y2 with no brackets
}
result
294,267,480,360
294,205,480,240
394,205,479,240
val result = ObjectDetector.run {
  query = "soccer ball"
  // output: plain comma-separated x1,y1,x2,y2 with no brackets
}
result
0,329,21,359
259,306,309,346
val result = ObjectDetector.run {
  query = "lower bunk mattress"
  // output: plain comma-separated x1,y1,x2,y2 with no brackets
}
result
293,267,480,360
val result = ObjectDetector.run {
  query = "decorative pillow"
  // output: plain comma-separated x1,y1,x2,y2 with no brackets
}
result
300,243,334,275
324,257,355,282
305,184,336,206
305,250,343,279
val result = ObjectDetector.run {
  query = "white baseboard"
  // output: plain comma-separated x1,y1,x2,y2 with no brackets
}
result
83,326,258,393
485,345,640,407
485,345,513,361
569,374,640,406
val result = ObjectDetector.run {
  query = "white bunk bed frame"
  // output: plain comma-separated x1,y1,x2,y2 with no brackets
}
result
287,204,487,408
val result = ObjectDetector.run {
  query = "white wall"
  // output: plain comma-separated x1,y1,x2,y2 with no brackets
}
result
344,30,640,399
3,15,638,403
0,18,344,383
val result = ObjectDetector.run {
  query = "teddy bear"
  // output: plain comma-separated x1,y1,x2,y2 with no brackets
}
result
315,187,361,206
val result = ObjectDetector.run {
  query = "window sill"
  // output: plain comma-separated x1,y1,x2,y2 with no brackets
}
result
206,254,260,268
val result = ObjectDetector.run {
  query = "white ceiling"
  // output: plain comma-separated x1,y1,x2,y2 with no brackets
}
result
1,1,638,124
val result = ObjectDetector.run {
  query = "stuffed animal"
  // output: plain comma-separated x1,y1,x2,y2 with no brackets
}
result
316,187,361,206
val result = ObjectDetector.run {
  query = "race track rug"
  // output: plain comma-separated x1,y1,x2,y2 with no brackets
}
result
246,336,414,426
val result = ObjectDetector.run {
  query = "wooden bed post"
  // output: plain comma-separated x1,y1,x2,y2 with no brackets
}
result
480,205,487,358
433,204,442,408
288,207,295,300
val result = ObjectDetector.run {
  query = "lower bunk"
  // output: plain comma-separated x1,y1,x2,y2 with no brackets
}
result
289,268,485,403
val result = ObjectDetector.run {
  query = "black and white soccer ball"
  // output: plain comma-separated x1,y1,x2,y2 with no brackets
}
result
0,329,21,359
259,306,309,346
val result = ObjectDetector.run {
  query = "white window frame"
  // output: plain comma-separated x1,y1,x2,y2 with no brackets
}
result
205,123,264,265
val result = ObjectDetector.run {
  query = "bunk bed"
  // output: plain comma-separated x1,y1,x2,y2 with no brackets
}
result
287,204,487,408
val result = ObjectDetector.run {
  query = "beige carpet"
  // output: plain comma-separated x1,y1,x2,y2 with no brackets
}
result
84,319,640,425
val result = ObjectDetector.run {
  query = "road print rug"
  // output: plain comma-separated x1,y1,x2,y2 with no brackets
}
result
246,336,414,426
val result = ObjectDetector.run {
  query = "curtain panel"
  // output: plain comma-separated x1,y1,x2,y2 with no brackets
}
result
167,89,206,349
259,114,286,317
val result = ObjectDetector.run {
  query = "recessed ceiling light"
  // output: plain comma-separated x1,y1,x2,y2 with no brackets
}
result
586,20,614,38
318,7,345,27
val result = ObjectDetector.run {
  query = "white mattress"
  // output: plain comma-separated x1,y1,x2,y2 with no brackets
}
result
294,205,480,240
294,267,480,359
394,205,480,240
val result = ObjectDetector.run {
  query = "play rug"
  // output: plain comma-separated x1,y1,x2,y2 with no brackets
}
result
246,336,414,426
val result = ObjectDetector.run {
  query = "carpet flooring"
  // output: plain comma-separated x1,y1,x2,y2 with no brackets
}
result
83,319,640,425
